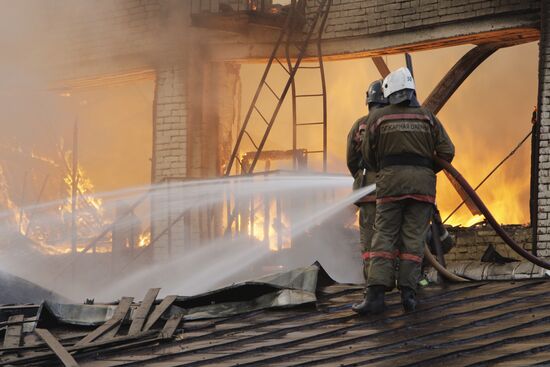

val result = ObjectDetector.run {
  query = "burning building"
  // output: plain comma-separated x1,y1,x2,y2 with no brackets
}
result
0,0,550,299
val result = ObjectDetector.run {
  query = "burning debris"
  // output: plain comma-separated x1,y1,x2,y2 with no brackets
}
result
0,140,151,256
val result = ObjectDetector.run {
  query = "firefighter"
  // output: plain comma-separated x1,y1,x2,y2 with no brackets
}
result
346,80,388,284
354,67,455,314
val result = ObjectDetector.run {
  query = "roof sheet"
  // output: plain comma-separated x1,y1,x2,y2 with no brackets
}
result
2,269,550,366
78,280,550,366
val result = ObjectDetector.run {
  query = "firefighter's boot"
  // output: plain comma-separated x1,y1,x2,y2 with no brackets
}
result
400,286,417,312
352,286,385,315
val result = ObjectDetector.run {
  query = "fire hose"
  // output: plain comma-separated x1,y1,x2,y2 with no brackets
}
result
423,244,469,282
435,156,550,271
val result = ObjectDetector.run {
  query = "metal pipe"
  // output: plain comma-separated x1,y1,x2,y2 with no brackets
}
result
71,120,79,256
405,53,414,78
435,156,550,270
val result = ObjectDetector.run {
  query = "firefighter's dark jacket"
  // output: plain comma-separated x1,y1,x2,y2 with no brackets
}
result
361,104,455,203
347,115,376,191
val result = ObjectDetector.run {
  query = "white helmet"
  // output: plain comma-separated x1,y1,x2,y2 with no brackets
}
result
382,67,417,105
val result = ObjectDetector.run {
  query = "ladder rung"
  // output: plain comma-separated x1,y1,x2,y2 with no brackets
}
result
244,131,259,150
296,122,324,126
263,81,280,101
274,57,290,75
307,150,324,154
296,94,324,98
253,106,270,126
299,66,321,69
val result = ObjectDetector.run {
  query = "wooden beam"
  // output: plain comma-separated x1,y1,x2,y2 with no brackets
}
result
1,331,159,366
371,56,390,78
75,297,133,346
34,328,79,367
0,333,87,354
160,314,183,340
422,43,503,215
423,43,501,114
128,288,160,336
2,315,24,349
209,24,538,62
143,295,178,332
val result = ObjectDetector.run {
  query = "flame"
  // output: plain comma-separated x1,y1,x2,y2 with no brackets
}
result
462,214,485,227
62,166,104,213
439,151,530,227
31,151,60,167
137,231,151,248
249,200,291,251
0,147,113,255
0,164,29,227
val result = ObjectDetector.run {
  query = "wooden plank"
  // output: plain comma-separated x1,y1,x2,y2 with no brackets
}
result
3,315,24,348
1,331,159,366
160,314,183,339
128,288,160,336
0,333,88,354
371,56,390,78
75,297,134,346
34,328,79,367
99,297,135,341
143,295,177,332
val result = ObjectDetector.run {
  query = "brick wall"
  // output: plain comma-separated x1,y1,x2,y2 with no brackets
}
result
47,0,171,81
316,0,539,40
537,1,550,259
191,0,250,13
446,225,531,262
153,63,188,181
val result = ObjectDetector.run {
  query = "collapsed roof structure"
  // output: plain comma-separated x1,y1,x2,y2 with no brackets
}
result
1,263,550,366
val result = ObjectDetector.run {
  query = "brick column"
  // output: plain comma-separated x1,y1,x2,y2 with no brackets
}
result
152,62,188,182
186,61,241,247
151,61,188,263
537,1,550,259
151,59,241,262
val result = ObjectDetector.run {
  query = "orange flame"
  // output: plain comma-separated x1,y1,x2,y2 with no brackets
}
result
248,200,291,251
137,231,151,248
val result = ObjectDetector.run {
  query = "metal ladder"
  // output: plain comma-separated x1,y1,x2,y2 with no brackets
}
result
225,0,332,175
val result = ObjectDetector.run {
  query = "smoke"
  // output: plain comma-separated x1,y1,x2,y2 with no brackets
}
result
0,1,163,199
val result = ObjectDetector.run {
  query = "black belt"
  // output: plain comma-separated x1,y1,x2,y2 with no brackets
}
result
379,153,433,170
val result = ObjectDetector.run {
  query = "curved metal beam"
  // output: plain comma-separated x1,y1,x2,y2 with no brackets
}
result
423,43,501,114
